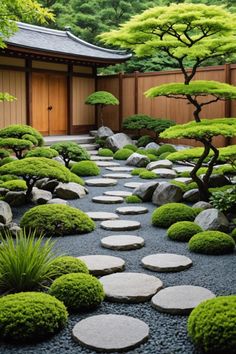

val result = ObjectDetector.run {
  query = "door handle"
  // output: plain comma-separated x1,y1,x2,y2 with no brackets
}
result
48,105,53,111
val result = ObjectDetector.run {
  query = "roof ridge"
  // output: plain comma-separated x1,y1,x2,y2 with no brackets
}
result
16,22,67,36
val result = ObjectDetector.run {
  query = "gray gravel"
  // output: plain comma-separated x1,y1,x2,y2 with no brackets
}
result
2,161,236,354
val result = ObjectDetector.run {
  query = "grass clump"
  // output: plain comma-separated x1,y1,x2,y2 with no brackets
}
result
125,195,142,203
49,256,89,280
114,148,133,160
139,170,157,179
167,221,203,242
189,231,235,255
71,160,100,176
98,148,114,157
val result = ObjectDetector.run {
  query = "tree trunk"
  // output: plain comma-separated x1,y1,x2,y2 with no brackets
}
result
186,95,202,122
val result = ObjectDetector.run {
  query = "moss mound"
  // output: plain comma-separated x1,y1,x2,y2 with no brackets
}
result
139,171,157,179
69,172,85,186
125,195,142,203
0,179,27,191
49,256,89,279
49,273,105,312
0,292,68,342
189,231,235,255
157,144,176,155
131,168,147,176
123,144,137,152
98,148,114,157
152,203,201,228
71,160,100,176
114,148,133,160
231,228,236,242
167,221,203,242
20,204,95,237
188,295,236,353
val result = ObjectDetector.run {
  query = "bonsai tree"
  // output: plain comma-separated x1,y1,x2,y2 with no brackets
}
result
50,142,90,168
85,91,119,126
122,114,153,137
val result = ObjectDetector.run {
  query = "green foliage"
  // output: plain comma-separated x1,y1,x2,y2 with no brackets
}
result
146,118,176,139
98,148,114,157
0,174,19,182
25,147,59,159
158,152,171,160
0,149,10,159
167,221,203,242
51,142,90,168
0,292,67,342
0,157,15,166
139,170,157,179
188,295,236,353
48,256,89,280
123,114,153,134
131,168,147,176
0,179,27,191
189,231,235,255
71,160,100,176
231,228,236,241
20,204,95,237
125,195,142,203
0,124,44,146
114,148,133,160
123,144,137,152
210,186,236,212
69,172,85,186
170,181,198,193
137,135,154,147
49,273,105,312
95,137,106,148
0,138,33,159
157,144,177,155
0,229,58,293
0,93,15,102
152,203,201,228
85,91,119,106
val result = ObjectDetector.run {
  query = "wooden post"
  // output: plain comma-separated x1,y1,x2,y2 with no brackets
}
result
224,64,232,146
25,58,32,126
67,64,73,135
134,71,139,114
118,72,123,131
94,66,98,128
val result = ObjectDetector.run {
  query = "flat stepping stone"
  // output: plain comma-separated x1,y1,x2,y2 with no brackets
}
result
95,161,120,167
92,196,124,204
91,156,114,161
151,168,177,179
77,255,125,276
106,166,134,172
141,253,192,272
151,285,215,315
103,191,132,197
101,220,141,231
116,206,148,215
100,272,163,303
86,212,119,221
103,173,132,179
85,178,117,187
124,182,144,189
173,165,193,174
101,235,145,250
72,314,149,352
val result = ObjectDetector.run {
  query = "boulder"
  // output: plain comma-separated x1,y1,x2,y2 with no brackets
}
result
183,189,200,202
133,181,159,202
35,178,49,189
55,182,87,199
41,179,59,192
147,160,173,170
47,198,68,205
0,188,8,197
0,201,12,224
173,177,193,185
8,224,21,237
96,126,114,138
106,133,134,151
194,208,229,232
152,182,183,206
126,153,150,167
192,201,213,210
5,191,27,207
145,142,160,150
208,174,231,188
31,187,52,204
152,168,177,179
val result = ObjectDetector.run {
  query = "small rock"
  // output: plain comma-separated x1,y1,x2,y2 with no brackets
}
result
173,177,193,185
5,191,27,207
0,188,8,197
96,126,114,138
0,201,12,224
31,187,52,204
126,153,150,167
133,181,159,202
55,182,87,199
209,174,231,188
152,182,183,206
194,208,229,231
152,168,177,178
9,225,21,237
192,201,213,210
53,156,65,165
47,198,68,205
41,179,59,192
106,133,134,151
183,189,200,202
173,165,193,174
145,142,160,150
147,160,173,170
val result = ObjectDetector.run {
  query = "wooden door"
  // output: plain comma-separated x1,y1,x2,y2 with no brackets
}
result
32,73,49,135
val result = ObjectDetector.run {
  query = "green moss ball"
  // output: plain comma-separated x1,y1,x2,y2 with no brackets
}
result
20,204,95,237
25,147,59,159
98,148,114,157
114,148,133,160
158,152,171,160
49,273,105,312
188,295,236,353
123,144,137,152
0,292,68,342
71,160,100,176
49,256,89,279
231,228,236,242
157,144,177,155
167,221,203,242
0,179,27,191
188,231,235,255
139,171,157,179
125,195,142,203
152,203,200,228
131,168,147,176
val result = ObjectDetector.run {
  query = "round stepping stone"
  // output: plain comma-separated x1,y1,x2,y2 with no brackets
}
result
106,166,134,172
124,182,144,189
92,196,124,204
103,191,132,197
116,206,148,215
86,212,119,221
72,314,149,352
101,235,145,250
91,156,113,161
85,178,117,187
95,161,120,167
103,173,132,179
151,285,215,315
101,220,141,231
100,272,163,303
77,255,125,276
141,253,192,272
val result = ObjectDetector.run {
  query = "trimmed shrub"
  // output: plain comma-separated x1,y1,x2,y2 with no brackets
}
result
0,292,68,342
114,148,133,160
49,256,89,280
49,273,105,312
69,172,85,186
188,295,236,353
137,135,154,147
0,174,19,182
71,160,100,176
131,168,147,176
0,124,44,146
25,147,59,159
157,144,177,155
123,144,137,152
51,142,90,168
152,203,201,228
0,179,27,191
125,195,142,203
0,157,15,166
98,148,114,157
189,231,235,255
231,228,236,242
95,137,106,148
167,221,203,242
139,170,157,179
210,186,236,213
0,149,10,159
20,204,95,237
0,138,33,159
122,114,153,136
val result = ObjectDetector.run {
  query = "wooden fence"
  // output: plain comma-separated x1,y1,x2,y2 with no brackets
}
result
97,64,236,147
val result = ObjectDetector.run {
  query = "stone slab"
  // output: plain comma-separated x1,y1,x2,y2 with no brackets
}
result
91,156,114,161
105,167,134,172
151,285,215,314
124,182,144,189
103,173,132,179
95,161,120,167
151,168,177,179
86,212,119,221
147,160,173,170
103,191,132,197
77,255,125,276
85,178,117,187
116,206,148,215
100,272,163,303
92,196,124,204
101,220,141,231
141,253,192,272
72,314,149,352
173,166,193,174
101,235,145,250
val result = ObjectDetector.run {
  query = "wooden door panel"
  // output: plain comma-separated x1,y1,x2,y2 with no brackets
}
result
49,75,67,135
32,73,49,135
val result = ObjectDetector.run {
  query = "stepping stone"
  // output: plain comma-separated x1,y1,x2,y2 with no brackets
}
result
101,220,141,231
86,212,119,221
85,178,117,187
101,235,145,250
124,182,144,189
174,177,193,185
116,206,148,215
72,314,149,352
173,165,193,174
91,156,114,161
151,168,177,179
103,173,132,179
95,161,120,167
100,272,163,303
141,253,192,272
106,166,134,172
103,191,132,197
147,160,173,170
151,285,215,315
77,255,125,276
92,196,124,204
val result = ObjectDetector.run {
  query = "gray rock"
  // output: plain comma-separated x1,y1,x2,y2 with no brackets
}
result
9,225,21,237
145,142,160,150
126,153,150,167
5,191,27,207
173,177,193,185
95,161,120,167
85,178,117,187
91,155,113,161
103,173,132,179
53,156,65,165
55,182,87,199
152,182,183,206
47,198,68,205
141,253,192,272
31,187,52,204
124,182,144,189
116,206,148,215
0,201,12,224
152,168,177,178
41,179,59,192
183,189,200,202
194,208,229,231
92,196,124,204
101,235,144,251
101,220,141,231
86,212,119,221
35,178,49,189
0,188,8,196
96,126,114,138
192,201,213,210
133,181,159,202
105,166,133,172
209,174,231,188
173,166,193,174
147,160,173,170
106,133,134,151
77,255,125,276
103,191,132,197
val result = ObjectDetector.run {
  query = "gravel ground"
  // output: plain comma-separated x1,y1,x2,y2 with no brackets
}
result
2,161,236,354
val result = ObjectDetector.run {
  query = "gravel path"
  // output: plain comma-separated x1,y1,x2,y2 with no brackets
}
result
2,161,236,354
